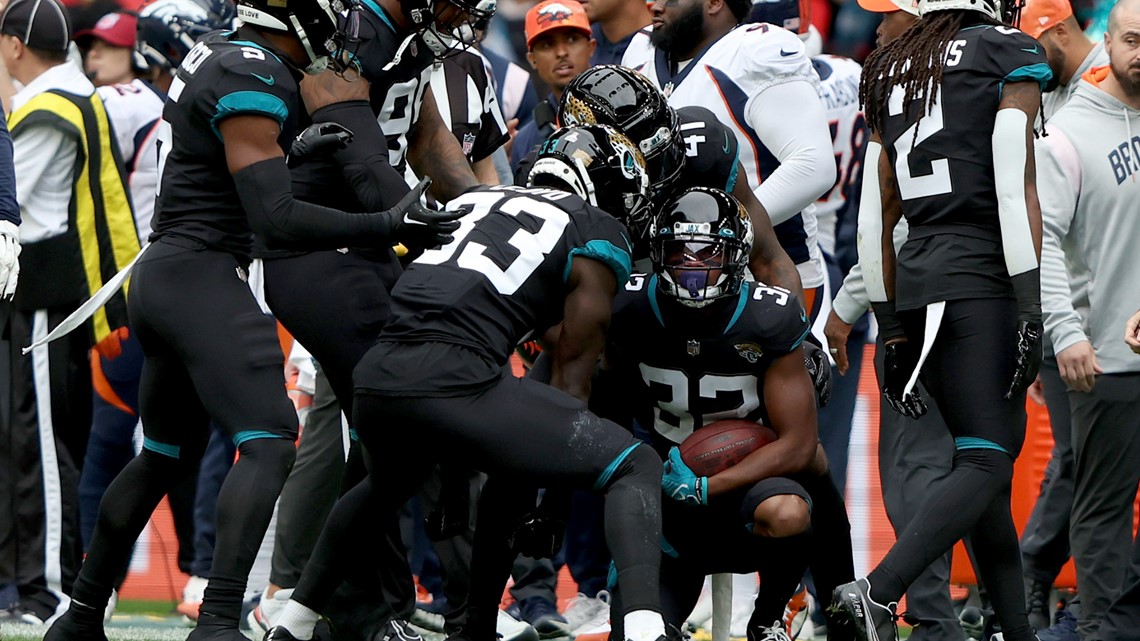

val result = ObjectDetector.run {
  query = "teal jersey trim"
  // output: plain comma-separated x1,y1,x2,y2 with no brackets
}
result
647,274,665,327
1001,63,1053,95
789,325,810,350
143,437,180,459
229,40,282,63
564,238,633,285
211,90,289,139
349,428,359,442
726,147,740,193
593,443,640,490
723,281,751,334
233,429,289,446
954,436,1011,455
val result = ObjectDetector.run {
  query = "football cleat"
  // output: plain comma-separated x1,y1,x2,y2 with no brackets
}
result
757,620,792,641
829,579,898,641
782,585,810,639
41,602,109,641
186,613,252,641
248,588,293,633
372,618,425,641
264,625,304,641
497,608,541,641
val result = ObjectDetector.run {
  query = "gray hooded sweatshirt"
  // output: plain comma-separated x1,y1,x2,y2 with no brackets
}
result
1039,68,1140,374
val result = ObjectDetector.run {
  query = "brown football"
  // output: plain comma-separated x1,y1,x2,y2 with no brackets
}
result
679,419,778,476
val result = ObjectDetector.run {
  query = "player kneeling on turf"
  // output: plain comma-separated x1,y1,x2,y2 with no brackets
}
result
599,187,822,641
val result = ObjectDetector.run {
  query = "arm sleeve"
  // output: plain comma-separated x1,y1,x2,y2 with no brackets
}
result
0,110,20,225
1036,127,1086,353
745,80,836,226
13,124,71,226
236,158,393,250
833,217,909,323
309,100,412,210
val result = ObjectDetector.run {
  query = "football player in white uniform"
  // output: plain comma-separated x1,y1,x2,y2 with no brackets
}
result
620,0,834,320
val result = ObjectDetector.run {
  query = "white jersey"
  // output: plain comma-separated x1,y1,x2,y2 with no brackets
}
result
98,79,164,242
811,54,865,257
622,24,826,288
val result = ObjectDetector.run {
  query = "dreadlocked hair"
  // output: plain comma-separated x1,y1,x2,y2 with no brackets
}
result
859,9,1000,135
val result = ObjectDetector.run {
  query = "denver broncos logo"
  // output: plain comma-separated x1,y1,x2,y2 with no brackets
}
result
536,2,575,25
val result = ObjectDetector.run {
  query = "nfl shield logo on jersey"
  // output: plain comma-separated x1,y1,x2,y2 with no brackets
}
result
462,132,477,157
687,339,700,356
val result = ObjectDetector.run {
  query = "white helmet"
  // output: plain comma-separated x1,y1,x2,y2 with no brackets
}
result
918,0,1002,21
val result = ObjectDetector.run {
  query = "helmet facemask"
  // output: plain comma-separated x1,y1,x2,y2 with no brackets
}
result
652,234,748,308
419,0,495,59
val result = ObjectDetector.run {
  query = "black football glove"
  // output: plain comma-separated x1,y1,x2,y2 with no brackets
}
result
508,513,566,559
1007,270,1044,399
287,122,353,168
882,340,927,419
802,337,832,407
379,178,463,250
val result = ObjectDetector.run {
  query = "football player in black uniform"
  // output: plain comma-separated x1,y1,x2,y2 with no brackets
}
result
555,69,854,632
254,0,494,632
558,65,802,299
266,126,670,641
43,0,462,640
829,0,1051,638
600,187,821,641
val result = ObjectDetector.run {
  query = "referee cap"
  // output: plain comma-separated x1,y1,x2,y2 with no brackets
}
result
0,0,72,52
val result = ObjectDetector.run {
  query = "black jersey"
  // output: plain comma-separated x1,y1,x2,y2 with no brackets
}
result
670,106,741,198
290,4,434,211
356,185,633,396
150,29,300,257
880,24,1050,310
606,275,809,452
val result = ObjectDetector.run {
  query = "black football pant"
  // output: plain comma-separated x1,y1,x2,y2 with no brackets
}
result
291,372,664,640
263,250,415,635
0,303,91,620
867,298,1032,641
68,240,298,629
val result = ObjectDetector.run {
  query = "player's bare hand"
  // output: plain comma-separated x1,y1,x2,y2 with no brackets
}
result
1126,309,1140,354
300,69,371,114
823,310,853,375
1057,340,1102,392
1026,374,1046,406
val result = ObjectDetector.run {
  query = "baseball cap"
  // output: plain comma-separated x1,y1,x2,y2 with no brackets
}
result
525,0,591,49
1020,0,1072,38
0,0,72,52
857,0,919,15
75,12,138,49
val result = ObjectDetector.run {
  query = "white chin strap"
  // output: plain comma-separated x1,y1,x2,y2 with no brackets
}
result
527,157,598,205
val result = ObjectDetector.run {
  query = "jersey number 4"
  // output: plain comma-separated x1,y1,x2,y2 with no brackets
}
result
415,189,570,296
888,83,953,200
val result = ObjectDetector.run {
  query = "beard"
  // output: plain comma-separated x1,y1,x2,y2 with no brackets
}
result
1114,61,1140,99
650,2,705,59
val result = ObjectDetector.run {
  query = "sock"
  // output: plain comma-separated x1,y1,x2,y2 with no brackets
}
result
275,600,321,640
624,609,666,641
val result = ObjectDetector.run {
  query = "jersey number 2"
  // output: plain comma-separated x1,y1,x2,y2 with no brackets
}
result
888,83,952,200
639,365,760,443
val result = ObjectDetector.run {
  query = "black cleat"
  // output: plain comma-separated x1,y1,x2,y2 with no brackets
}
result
372,618,425,641
42,604,110,641
264,625,305,641
830,579,898,641
186,613,255,641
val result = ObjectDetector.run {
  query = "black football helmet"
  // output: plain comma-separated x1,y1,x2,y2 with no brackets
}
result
138,0,234,73
650,187,754,307
236,0,361,74
403,0,495,59
558,65,684,203
745,0,809,34
527,125,651,234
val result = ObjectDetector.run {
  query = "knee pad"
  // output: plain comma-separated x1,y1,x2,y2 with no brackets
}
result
594,442,661,491
740,478,811,529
